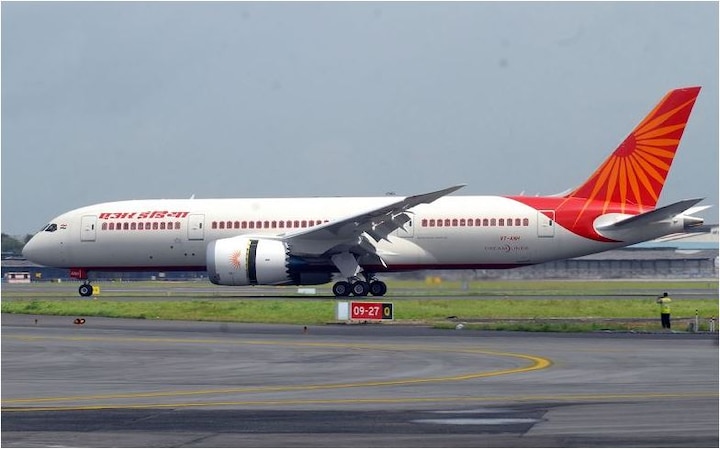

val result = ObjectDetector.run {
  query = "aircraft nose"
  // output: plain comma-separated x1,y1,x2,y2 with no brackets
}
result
22,234,56,265
22,235,41,262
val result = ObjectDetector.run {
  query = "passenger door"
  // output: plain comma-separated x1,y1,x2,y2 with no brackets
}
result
80,215,97,242
188,214,205,240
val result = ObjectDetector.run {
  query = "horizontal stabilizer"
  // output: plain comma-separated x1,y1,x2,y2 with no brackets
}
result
683,205,713,216
597,198,704,230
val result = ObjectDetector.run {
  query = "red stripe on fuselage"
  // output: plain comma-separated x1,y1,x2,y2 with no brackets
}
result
507,196,642,242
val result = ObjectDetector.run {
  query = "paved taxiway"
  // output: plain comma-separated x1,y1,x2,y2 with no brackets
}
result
2,281,718,303
2,313,718,447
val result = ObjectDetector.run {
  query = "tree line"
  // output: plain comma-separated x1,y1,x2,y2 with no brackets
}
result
2,233,33,257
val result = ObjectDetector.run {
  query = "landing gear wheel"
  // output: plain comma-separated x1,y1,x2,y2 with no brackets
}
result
369,281,387,297
351,281,370,297
332,281,351,297
78,284,93,297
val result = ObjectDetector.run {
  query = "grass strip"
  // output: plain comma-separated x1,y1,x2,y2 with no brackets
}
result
2,298,717,332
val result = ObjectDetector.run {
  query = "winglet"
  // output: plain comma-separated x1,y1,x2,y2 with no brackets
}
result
566,87,701,211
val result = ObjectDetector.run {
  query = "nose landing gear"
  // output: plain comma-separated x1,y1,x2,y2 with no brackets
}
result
71,269,94,297
78,282,93,297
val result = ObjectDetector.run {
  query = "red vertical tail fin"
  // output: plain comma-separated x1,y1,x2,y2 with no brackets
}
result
566,86,701,212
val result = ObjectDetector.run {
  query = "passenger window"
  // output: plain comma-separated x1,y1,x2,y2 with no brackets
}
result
523,218,529,226
499,219,505,226
102,223,108,231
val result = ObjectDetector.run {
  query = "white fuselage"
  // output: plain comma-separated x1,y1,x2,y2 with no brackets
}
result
23,195,650,273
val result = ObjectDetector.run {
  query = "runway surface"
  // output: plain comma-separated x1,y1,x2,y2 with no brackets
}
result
2,280,718,302
2,313,718,447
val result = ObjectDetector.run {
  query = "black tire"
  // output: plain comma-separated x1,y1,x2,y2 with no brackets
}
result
351,281,370,297
79,284,93,297
369,281,387,297
332,281,351,297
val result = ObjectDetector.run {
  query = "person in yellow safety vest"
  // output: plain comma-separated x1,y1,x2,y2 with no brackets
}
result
656,292,672,329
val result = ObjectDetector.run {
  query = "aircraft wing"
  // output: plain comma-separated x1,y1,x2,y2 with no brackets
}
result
281,184,465,256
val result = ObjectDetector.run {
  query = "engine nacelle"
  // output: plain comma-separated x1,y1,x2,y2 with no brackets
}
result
207,236,292,286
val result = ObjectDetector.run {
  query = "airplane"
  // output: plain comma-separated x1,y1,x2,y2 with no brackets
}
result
23,86,709,298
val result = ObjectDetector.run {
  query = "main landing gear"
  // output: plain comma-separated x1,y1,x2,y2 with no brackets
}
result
329,252,387,297
332,277,387,297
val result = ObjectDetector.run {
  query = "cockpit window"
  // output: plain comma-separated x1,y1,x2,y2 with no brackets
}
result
43,223,58,232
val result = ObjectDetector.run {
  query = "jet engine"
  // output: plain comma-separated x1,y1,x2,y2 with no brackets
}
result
206,236,332,286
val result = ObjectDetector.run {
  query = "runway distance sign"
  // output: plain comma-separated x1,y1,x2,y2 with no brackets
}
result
350,302,394,321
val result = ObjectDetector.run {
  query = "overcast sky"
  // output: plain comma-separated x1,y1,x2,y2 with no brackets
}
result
2,2,718,236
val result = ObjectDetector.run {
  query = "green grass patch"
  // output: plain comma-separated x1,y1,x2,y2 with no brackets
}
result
1,299,336,324
2,297,717,332
3,279,717,332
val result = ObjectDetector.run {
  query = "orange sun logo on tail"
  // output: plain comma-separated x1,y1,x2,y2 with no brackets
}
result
567,86,701,216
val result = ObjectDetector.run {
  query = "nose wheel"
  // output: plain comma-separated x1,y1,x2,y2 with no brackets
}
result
78,283,93,297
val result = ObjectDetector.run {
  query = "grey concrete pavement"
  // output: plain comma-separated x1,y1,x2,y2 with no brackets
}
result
2,313,718,447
